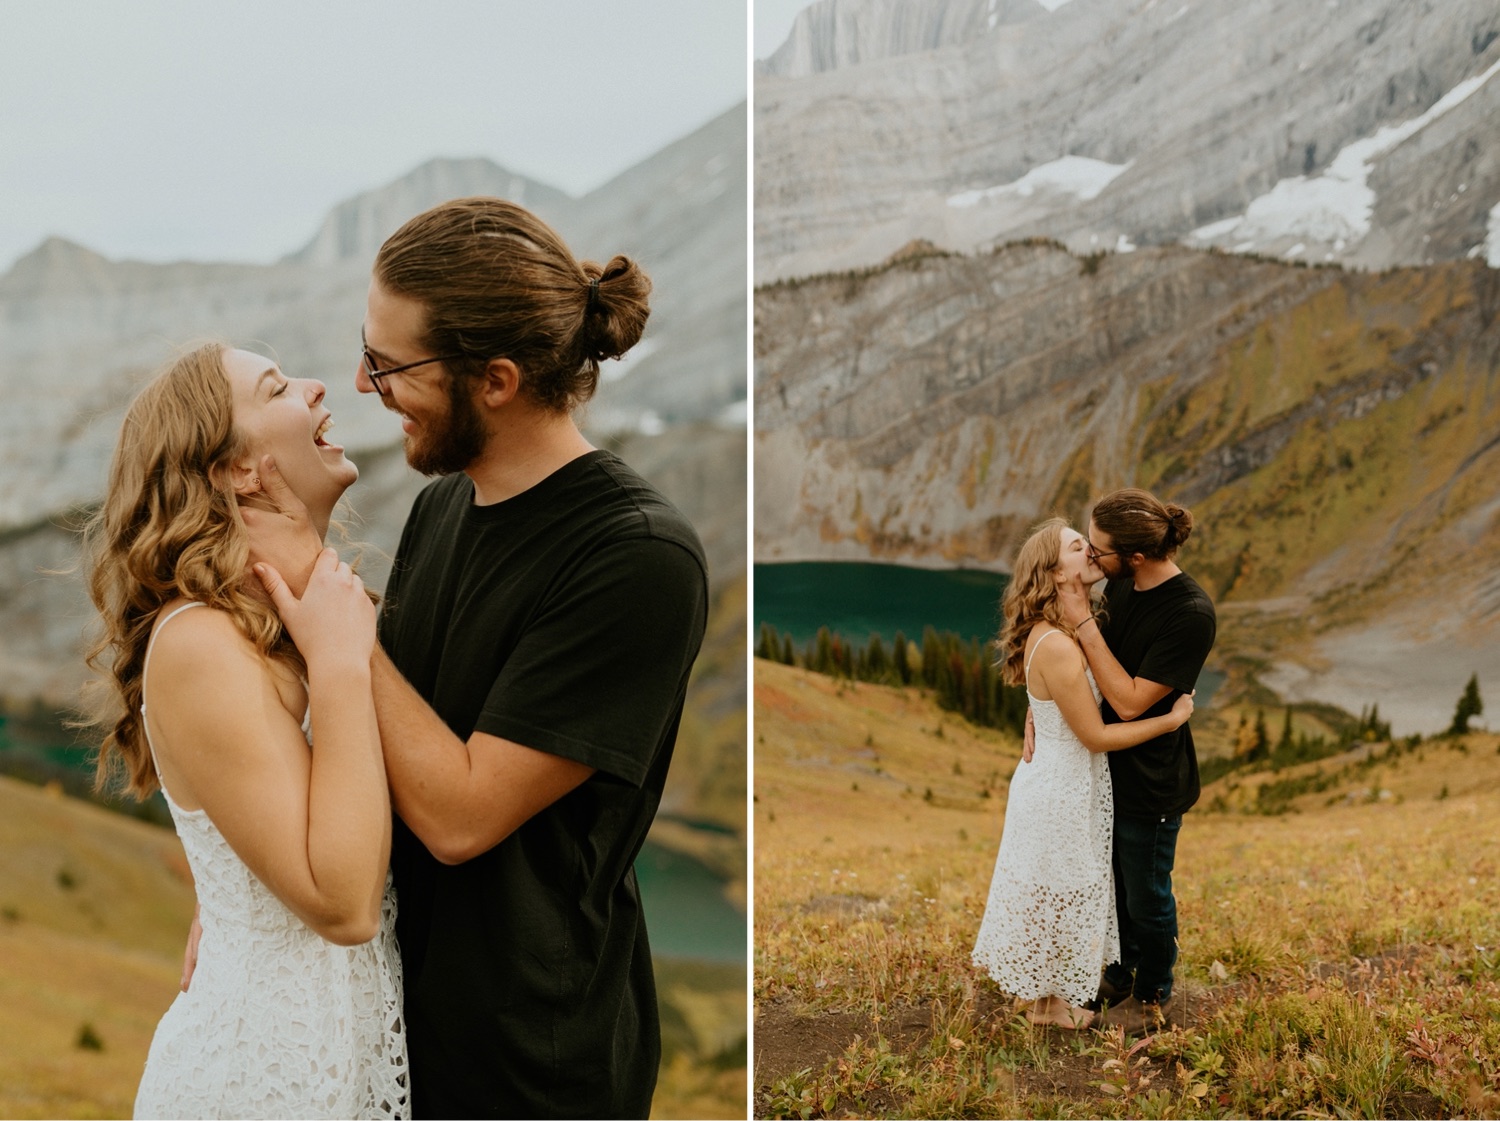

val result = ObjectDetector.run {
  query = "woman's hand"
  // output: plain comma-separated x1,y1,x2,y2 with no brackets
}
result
256,548,375,670
1170,690,1195,726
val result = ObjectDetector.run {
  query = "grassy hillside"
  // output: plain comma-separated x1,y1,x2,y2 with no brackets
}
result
1131,263,1500,688
754,661,1500,1118
0,774,193,1119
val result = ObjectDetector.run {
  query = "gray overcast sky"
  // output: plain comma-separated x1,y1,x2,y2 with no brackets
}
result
755,0,808,59
0,1,746,272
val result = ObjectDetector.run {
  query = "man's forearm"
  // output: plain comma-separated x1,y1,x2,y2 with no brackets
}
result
367,645,594,865
371,644,475,840
1075,618,1150,718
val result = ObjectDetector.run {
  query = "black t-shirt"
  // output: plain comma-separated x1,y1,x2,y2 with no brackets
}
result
379,450,708,1120
1099,572,1216,818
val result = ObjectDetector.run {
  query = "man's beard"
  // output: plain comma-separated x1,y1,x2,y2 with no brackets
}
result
402,374,489,477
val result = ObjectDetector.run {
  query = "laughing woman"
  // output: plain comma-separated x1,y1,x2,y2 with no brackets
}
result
84,344,407,1119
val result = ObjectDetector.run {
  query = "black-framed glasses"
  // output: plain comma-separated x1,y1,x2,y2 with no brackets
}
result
1087,541,1118,563
360,329,464,396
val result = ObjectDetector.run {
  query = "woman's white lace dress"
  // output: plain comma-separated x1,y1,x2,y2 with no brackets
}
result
972,629,1119,1007
134,603,408,1120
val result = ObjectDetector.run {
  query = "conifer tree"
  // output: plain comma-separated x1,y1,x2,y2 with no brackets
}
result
1449,673,1483,735
755,623,777,661
1253,710,1270,760
921,626,942,689
865,634,889,682
893,631,911,685
813,627,834,675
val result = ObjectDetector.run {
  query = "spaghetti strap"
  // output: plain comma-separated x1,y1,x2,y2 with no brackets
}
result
1024,627,1066,691
141,601,206,785
144,602,206,681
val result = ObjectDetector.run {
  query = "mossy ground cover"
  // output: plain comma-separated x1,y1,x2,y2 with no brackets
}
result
754,661,1500,1118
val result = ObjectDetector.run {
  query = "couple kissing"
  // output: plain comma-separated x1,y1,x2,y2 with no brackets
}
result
973,489,1216,1034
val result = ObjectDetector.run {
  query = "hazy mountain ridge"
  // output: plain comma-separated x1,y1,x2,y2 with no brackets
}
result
0,102,747,531
754,243,1500,732
566,103,748,431
755,0,1500,281
0,106,748,831
286,158,576,267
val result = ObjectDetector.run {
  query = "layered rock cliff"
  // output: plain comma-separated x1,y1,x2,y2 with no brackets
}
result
755,242,1500,731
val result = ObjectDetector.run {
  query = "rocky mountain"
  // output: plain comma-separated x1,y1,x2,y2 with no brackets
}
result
758,0,1047,78
286,160,576,268
755,0,1500,733
755,0,1500,282
0,105,748,830
0,102,745,530
755,240,1500,733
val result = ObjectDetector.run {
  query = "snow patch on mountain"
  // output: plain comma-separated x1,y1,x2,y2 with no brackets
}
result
948,156,1130,208
1193,55,1500,255
1488,202,1500,268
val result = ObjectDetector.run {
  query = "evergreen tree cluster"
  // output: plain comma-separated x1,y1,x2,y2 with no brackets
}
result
755,622,1028,737
1202,701,1399,786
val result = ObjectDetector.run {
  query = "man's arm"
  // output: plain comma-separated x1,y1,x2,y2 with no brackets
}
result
242,454,703,864
1056,574,1173,720
238,463,593,862
369,646,593,865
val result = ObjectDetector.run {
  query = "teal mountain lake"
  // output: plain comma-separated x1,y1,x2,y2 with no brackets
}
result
754,561,1009,648
753,560,1224,704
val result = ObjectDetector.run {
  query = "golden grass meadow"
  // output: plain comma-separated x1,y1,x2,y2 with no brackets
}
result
0,771,742,1120
753,660,1500,1119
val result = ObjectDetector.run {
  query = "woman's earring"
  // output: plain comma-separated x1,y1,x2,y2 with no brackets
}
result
249,475,261,491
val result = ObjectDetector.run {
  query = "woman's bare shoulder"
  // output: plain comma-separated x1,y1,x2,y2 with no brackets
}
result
146,602,300,712
147,600,306,741
1030,627,1087,675
148,601,255,668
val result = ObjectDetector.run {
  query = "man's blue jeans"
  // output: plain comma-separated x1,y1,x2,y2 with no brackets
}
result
1103,812,1182,1003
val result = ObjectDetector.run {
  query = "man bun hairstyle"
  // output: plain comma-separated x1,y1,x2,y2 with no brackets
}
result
374,197,651,412
1090,487,1194,560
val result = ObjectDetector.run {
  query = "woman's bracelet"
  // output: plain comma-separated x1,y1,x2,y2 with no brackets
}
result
1077,615,1099,632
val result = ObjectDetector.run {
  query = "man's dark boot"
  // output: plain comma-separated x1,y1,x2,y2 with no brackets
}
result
1092,978,1128,1002
1090,975,1131,1011
1101,995,1177,1034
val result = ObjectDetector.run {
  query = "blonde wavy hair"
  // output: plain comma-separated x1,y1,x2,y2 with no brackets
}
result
997,517,1090,687
82,343,300,798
